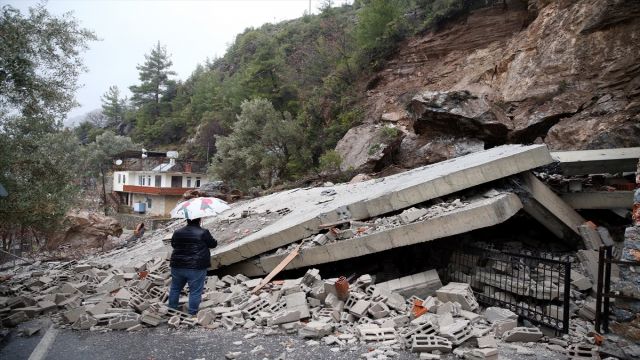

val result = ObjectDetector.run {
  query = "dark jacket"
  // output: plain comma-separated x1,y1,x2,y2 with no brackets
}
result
170,224,217,269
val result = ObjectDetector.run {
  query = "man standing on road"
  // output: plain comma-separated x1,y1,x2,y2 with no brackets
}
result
168,218,217,315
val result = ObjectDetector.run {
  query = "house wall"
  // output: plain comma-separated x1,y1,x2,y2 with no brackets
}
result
113,171,209,190
130,193,183,217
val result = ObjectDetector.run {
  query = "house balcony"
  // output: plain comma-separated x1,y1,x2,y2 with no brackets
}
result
122,185,195,196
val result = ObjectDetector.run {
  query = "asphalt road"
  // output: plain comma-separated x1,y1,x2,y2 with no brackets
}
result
0,319,569,360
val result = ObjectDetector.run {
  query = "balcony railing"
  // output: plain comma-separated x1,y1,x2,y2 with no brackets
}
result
122,185,194,196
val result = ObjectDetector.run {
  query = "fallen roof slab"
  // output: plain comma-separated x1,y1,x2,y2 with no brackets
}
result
560,191,634,210
551,147,640,175
519,172,584,239
210,145,552,269
223,192,524,276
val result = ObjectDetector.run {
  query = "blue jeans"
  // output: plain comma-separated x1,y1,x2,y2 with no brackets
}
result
168,267,207,315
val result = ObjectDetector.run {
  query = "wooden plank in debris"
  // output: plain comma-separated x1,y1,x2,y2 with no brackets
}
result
318,219,352,229
251,242,303,294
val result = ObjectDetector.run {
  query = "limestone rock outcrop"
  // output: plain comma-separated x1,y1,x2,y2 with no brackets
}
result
340,0,640,172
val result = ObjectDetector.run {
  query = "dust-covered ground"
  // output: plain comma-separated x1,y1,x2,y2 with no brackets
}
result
1,319,567,360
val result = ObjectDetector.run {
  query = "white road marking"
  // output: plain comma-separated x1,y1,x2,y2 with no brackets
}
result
28,325,58,360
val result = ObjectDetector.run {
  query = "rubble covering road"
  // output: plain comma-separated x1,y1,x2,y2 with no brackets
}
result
0,256,615,360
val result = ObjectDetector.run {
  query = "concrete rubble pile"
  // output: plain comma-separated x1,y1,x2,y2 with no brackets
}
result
0,258,604,359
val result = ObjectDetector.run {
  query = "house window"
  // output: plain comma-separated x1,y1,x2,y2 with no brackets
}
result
195,177,201,187
186,177,192,187
123,174,126,184
155,175,162,187
147,175,151,186
138,175,144,185
146,197,152,209
118,174,121,184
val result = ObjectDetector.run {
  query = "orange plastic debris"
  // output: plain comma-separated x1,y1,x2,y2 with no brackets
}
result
412,299,428,318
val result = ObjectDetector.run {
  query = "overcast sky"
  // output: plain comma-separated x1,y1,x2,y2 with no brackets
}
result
10,0,351,124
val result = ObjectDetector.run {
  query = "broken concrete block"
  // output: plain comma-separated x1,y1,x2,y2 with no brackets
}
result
439,319,473,345
411,334,452,353
368,301,390,319
299,321,333,338
86,301,109,316
62,306,86,324
484,307,518,323
267,310,300,326
285,292,310,319
399,207,429,224
494,318,518,337
399,318,438,345
168,315,181,328
108,313,141,330
565,343,600,359
436,282,478,312
465,347,498,360
578,224,604,250
72,314,98,330
358,327,397,343
502,327,543,342
2,311,28,327
578,300,596,321
571,276,592,291
476,335,497,349
140,310,164,327
349,299,371,318
377,270,442,299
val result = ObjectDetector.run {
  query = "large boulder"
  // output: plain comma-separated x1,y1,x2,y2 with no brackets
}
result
335,124,404,173
397,134,484,168
409,90,509,146
50,211,123,250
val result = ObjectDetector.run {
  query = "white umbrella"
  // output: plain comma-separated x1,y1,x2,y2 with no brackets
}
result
170,197,230,220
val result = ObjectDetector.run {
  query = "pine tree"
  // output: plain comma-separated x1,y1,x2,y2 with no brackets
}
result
100,85,126,127
129,42,176,120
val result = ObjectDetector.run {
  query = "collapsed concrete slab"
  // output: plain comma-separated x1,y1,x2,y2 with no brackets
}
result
519,172,584,239
225,193,523,276
551,147,640,175
561,191,634,210
210,145,552,269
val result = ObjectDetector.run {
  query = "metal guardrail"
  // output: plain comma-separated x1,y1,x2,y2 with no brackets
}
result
445,246,571,333
595,245,640,333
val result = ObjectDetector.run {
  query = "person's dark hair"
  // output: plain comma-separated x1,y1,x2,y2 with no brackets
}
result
187,218,201,226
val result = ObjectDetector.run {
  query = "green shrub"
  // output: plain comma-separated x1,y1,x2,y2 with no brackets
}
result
319,150,342,172
368,143,381,156
380,126,400,142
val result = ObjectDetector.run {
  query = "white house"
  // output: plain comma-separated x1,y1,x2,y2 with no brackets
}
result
112,157,209,217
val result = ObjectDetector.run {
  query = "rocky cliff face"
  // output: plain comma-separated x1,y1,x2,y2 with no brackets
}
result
337,0,640,172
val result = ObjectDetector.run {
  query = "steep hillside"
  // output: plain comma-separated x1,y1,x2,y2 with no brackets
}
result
338,0,640,172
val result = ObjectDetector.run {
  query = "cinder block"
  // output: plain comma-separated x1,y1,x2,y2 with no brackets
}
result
108,313,141,330
502,327,543,342
368,301,390,319
399,318,437,345
267,310,300,326
494,318,518,337
349,299,371,318
72,314,98,330
438,319,473,345
358,327,397,342
436,283,478,312
140,310,164,326
411,334,452,353
298,321,333,338
565,344,600,359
